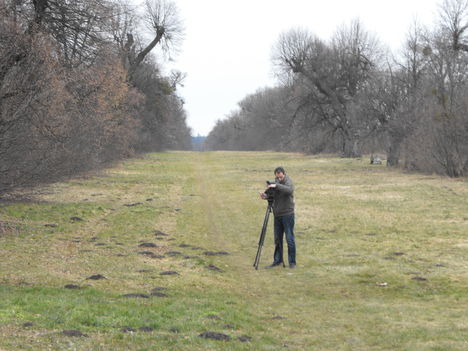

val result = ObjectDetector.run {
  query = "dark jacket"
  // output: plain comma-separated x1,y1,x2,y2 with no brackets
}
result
273,175,295,217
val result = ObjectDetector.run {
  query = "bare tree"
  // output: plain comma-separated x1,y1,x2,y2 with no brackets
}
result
439,0,468,51
272,20,383,157
421,30,467,176
122,0,183,77
25,0,115,66
377,22,431,167
392,1,468,176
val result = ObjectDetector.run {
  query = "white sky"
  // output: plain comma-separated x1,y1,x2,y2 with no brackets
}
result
154,0,442,136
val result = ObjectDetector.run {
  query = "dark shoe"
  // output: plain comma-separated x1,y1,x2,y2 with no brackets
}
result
265,263,282,269
289,263,296,269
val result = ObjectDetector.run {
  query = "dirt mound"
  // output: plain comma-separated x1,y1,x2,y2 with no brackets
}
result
139,242,157,248
64,284,80,289
203,251,230,256
62,330,88,337
199,331,231,341
160,271,179,276
122,293,150,298
238,335,252,342
206,264,224,272
154,230,169,237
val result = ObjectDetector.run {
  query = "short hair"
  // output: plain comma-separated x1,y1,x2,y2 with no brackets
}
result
274,167,285,174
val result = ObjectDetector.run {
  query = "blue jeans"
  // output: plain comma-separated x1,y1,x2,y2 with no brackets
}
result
273,213,296,265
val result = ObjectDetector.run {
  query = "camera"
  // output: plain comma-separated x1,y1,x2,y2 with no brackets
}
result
264,180,277,201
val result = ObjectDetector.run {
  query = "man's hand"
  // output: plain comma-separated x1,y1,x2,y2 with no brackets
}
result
268,184,277,189
260,192,267,200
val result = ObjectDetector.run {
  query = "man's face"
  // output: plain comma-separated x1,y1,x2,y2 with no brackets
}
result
275,171,285,181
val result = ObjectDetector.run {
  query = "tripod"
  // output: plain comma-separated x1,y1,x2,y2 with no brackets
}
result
253,198,274,270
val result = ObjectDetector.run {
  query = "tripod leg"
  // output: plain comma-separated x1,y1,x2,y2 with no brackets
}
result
253,202,273,269
253,218,267,269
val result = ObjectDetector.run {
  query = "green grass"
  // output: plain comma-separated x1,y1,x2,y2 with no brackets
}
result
0,151,467,350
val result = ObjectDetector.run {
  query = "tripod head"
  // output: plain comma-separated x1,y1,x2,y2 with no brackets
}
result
264,180,276,203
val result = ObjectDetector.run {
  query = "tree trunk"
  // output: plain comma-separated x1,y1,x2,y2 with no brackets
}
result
443,148,465,177
387,134,402,167
342,134,361,158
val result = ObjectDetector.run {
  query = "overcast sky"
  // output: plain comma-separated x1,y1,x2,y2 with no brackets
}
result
155,0,442,136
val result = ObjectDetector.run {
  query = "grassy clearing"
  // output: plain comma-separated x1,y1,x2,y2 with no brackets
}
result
0,151,467,350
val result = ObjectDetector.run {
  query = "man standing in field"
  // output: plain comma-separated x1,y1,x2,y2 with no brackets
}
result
260,167,296,268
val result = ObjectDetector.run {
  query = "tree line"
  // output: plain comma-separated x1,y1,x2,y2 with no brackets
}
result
0,0,191,195
205,0,468,177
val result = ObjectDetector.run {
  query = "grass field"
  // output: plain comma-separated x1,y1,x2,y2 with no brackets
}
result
0,151,467,351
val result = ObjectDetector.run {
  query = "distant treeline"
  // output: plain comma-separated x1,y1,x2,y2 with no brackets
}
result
205,0,468,177
0,0,191,195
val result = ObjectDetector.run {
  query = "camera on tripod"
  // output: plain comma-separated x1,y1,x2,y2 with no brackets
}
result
264,180,277,201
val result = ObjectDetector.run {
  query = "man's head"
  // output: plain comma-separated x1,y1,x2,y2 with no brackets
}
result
274,167,286,181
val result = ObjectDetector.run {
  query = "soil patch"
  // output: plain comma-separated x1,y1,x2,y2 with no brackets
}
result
64,284,81,290
167,251,181,256
160,271,179,276
206,314,221,320
139,242,157,248
203,251,230,256
86,274,106,280
154,230,169,237
271,315,287,320
412,276,428,281
199,331,231,341
123,202,143,207
238,335,252,342
62,330,88,337
206,264,224,272
123,293,150,298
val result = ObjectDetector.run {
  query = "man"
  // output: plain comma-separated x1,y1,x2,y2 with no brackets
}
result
260,167,296,269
